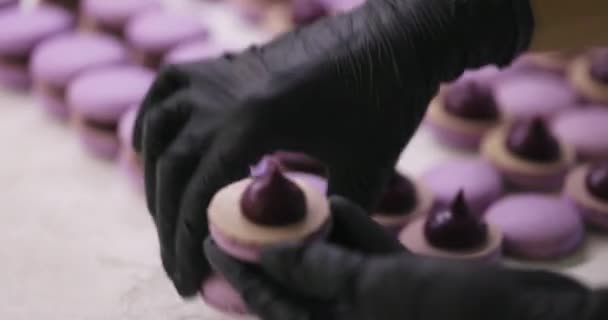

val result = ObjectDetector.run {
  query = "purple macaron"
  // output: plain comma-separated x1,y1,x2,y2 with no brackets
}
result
485,194,584,260
80,0,161,37
200,274,250,315
118,105,143,190
0,5,74,89
67,65,154,159
494,73,579,121
568,49,608,105
551,107,608,161
563,162,608,231
126,10,209,69
30,32,128,119
422,159,503,216
164,40,227,65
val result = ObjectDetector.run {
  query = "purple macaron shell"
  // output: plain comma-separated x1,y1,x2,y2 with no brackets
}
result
564,194,608,230
0,5,74,56
31,32,128,86
79,130,120,159
494,74,578,120
0,63,30,89
422,159,503,216
458,64,502,86
201,274,249,315
164,40,227,64
67,65,154,122
424,120,485,150
551,107,608,161
485,194,584,259
82,0,161,30
211,219,331,263
126,10,209,54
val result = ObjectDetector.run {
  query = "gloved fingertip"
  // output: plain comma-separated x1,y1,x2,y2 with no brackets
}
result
260,241,308,273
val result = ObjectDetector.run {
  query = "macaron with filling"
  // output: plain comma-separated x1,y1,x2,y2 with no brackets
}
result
67,65,154,159
494,73,578,120
564,162,608,230
482,117,575,191
164,40,227,65
372,172,433,234
80,0,161,37
422,159,503,216
209,159,331,263
399,190,503,263
126,10,209,69
0,5,73,89
551,107,608,161
485,194,584,260
568,49,608,104
30,32,128,119
425,77,502,150
118,105,143,190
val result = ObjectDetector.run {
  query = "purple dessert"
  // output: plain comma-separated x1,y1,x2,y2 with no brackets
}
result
564,163,608,230
126,10,210,69
291,0,328,25
422,159,503,216
164,40,227,65
81,0,161,37
551,107,608,161
425,77,502,150
209,159,331,262
0,5,74,89
31,32,128,119
252,152,328,194
507,117,561,163
424,190,488,250
589,50,608,83
399,190,502,263
372,172,433,234
485,194,584,260
241,160,307,226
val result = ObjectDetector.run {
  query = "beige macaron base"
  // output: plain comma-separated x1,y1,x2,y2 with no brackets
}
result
564,165,608,214
525,52,573,72
481,126,576,176
568,56,608,104
208,176,330,246
426,95,501,135
399,218,503,261
372,181,434,227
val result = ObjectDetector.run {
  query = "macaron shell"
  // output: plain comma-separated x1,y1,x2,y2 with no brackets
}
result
126,10,209,53
568,55,608,104
165,40,226,64
399,218,503,263
422,159,503,216
494,74,578,120
82,0,161,30
484,194,584,259
551,107,608,161
563,165,608,230
0,5,74,55
67,65,154,122
201,274,250,315
31,32,128,86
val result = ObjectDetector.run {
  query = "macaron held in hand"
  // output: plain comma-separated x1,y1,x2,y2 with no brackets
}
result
133,0,533,296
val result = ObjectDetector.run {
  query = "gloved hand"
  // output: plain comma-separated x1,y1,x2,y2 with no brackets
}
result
133,0,533,297
205,200,608,320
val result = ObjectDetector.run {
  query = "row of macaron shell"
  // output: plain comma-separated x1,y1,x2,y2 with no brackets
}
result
425,50,608,161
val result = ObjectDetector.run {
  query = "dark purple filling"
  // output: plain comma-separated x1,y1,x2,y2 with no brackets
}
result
424,190,488,250
506,117,561,163
590,50,608,83
241,159,307,226
376,173,417,215
272,151,327,176
291,0,328,25
586,161,608,201
443,79,499,121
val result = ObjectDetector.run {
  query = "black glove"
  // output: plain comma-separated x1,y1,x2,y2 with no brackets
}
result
205,201,608,320
133,0,533,297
